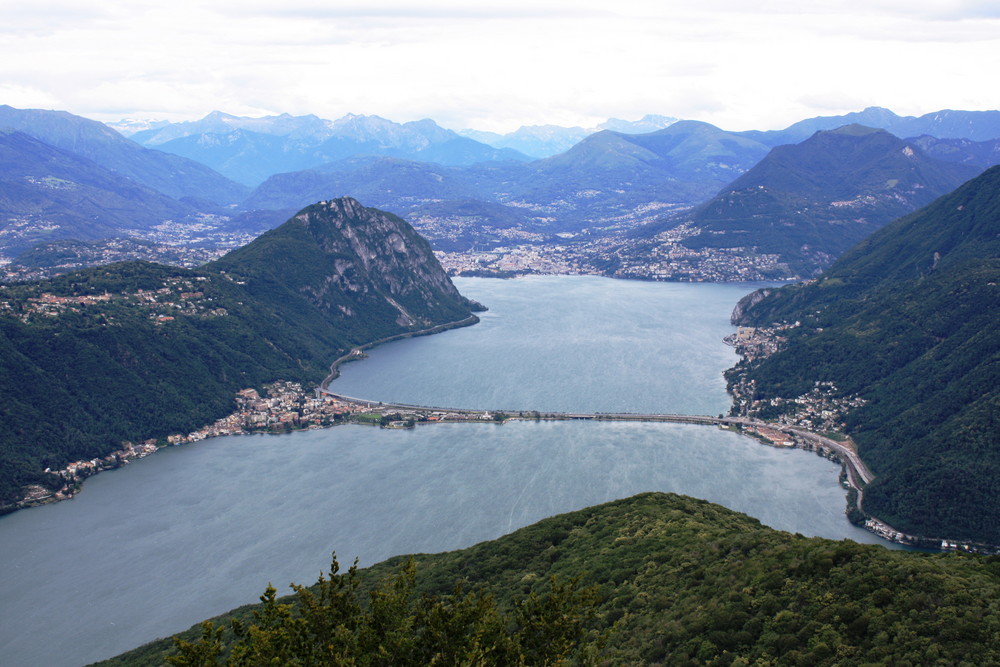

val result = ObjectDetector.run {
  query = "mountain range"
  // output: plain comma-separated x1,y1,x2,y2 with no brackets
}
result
675,125,982,275
121,111,530,185
456,114,680,158
738,106,1000,147
242,120,775,243
732,165,1000,543
4,103,1000,275
0,105,248,205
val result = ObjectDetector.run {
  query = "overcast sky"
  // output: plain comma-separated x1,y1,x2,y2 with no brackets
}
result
1,1,998,133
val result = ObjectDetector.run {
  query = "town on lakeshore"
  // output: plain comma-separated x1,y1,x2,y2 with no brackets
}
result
4,259,993,557
21,366,992,555
3,223,789,284
423,232,785,282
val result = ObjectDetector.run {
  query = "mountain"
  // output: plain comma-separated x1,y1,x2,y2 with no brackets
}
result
679,125,982,276
105,118,171,136
0,198,478,510
458,124,594,159
907,135,1000,169
103,493,1000,666
128,110,334,145
598,113,680,133
126,112,530,185
501,121,768,227
210,198,475,330
457,114,680,158
731,165,1000,543
0,130,197,256
743,106,1000,147
0,105,248,205
243,121,771,244
536,120,767,185
241,156,489,213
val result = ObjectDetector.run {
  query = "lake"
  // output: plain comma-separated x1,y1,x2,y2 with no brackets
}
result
0,276,890,667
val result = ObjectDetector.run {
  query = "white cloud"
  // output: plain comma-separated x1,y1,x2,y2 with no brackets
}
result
0,0,997,132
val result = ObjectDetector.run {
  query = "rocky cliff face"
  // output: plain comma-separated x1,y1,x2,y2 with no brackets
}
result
731,288,773,324
293,198,471,326
211,197,479,332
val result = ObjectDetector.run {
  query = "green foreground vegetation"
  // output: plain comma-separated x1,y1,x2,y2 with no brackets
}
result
99,493,1000,666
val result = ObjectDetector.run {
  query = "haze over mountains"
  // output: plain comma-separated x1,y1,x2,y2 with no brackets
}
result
456,113,680,158
675,125,981,275
3,103,1000,279
119,111,530,186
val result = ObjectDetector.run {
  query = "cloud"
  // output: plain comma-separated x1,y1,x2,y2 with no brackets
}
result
797,93,879,114
1,0,997,131
0,5,115,35
0,83,61,110
218,0,610,21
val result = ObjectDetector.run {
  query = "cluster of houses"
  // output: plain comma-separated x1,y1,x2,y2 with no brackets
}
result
167,382,357,444
429,218,789,282
19,439,162,507
3,275,227,325
768,382,868,433
724,323,794,361
864,517,979,553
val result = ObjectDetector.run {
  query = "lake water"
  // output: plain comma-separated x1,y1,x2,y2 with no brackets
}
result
0,276,890,667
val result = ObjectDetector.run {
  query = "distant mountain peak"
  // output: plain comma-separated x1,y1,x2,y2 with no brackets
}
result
682,124,982,275
826,123,884,136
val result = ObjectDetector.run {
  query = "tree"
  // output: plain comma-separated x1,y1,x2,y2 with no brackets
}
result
167,555,598,666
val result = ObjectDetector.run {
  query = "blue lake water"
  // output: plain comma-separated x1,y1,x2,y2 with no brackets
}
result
0,276,891,667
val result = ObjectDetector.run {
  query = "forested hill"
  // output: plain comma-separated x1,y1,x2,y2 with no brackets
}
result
680,125,982,277
0,198,478,510
208,197,476,330
100,493,1000,666
732,165,1000,543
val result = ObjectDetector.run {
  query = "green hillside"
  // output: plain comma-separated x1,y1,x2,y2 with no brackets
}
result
0,199,477,510
681,126,981,276
0,130,197,255
99,493,1000,666
732,166,1000,543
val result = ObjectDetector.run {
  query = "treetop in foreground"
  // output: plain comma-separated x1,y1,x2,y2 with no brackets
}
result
100,493,1000,666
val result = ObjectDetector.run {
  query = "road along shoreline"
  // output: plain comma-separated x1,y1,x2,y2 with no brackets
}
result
319,314,481,391
317,389,993,554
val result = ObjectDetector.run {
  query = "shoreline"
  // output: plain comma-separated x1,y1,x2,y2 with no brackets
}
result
2,314,482,518
319,314,481,391
724,327,998,554
7,308,994,554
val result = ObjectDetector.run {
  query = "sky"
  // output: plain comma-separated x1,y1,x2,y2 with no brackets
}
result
1,1,998,134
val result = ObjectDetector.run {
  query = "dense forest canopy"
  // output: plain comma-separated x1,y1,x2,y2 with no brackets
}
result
733,166,1000,543
100,493,1000,666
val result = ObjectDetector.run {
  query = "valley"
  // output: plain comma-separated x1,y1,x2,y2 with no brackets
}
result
1,101,999,666
0,276,891,667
